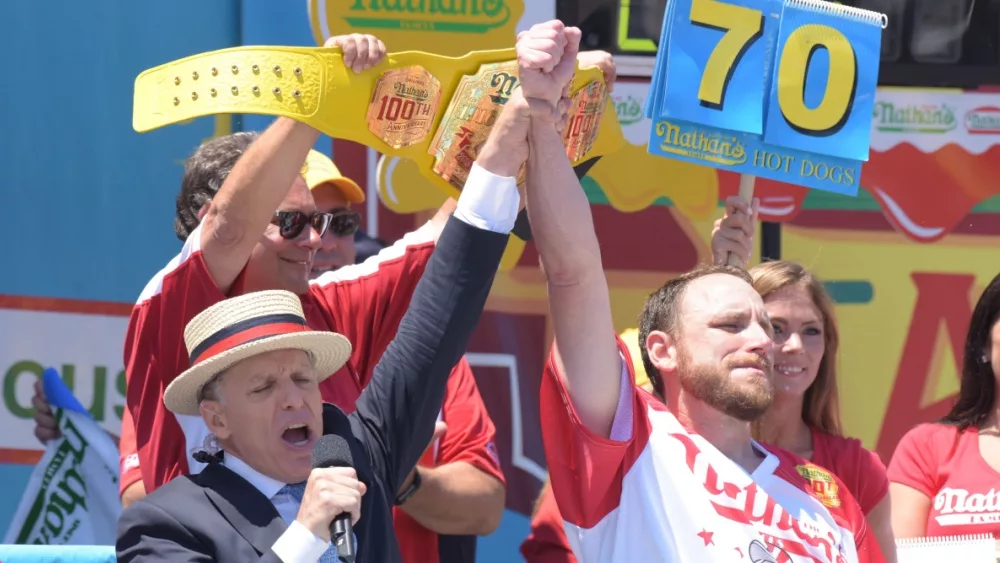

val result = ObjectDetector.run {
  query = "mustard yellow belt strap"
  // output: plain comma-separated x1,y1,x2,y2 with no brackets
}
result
133,46,625,200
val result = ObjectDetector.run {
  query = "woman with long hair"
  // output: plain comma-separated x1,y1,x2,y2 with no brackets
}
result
887,271,1000,539
711,197,896,560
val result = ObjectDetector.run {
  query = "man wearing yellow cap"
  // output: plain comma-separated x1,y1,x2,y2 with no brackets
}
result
300,149,366,276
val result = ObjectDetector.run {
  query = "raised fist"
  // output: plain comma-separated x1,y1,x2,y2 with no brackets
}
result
516,20,582,108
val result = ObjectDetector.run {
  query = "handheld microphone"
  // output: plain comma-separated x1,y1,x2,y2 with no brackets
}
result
311,434,358,563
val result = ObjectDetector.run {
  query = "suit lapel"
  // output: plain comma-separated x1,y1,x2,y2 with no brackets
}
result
198,463,287,555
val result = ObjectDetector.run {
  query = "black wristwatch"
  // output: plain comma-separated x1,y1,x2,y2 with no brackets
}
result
395,468,422,506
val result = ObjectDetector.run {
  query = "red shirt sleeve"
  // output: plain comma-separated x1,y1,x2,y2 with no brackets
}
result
308,223,436,388
118,403,141,493
434,357,505,484
886,423,951,498
540,336,654,530
812,432,889,515
521,485,579,563
853,508,885,563
123,228,231,494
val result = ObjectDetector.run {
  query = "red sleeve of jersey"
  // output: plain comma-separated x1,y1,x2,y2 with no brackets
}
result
886,423,952,498
539,336,652,530
118,404,141,494
124,228,231,493
521,485,578,563
308,224,436,388
852,446,889,515
853,509,885,563
435,357,505,484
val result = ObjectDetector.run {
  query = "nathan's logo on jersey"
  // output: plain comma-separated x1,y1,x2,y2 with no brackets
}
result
670,432,845,562
796,464,842,509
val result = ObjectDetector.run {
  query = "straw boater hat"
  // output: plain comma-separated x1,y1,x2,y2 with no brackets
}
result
163,290,352,416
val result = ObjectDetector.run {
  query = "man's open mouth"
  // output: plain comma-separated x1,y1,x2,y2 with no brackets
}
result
282,423,311,446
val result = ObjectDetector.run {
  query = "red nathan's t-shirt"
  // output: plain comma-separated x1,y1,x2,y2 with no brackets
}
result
888,422,1000,538
118,222,437,493
394,357,505,563
810,429,890,515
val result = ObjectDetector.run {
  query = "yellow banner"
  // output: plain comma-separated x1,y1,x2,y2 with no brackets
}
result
307,0,525,56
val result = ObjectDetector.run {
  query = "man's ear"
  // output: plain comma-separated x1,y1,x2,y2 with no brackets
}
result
197,202,210,222
199,401,230,440
645,330,679,375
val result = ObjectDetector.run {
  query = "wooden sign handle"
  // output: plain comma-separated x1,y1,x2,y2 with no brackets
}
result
727,173,756,268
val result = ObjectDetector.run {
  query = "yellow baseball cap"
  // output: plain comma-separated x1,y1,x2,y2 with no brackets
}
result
302,149,365,203
619,328,651,389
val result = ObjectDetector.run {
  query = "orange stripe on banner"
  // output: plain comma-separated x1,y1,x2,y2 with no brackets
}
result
0,448,43,465
0,294,132,317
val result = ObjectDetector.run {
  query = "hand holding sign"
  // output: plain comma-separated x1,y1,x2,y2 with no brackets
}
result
644,0,887,198
712,196,760,269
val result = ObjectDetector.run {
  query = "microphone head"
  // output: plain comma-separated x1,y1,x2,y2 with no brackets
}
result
311,434,354,469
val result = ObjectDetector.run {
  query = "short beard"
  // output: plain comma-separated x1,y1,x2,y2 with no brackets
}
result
677,347,773,422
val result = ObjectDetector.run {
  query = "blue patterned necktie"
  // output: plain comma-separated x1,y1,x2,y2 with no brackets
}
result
276,482,342,563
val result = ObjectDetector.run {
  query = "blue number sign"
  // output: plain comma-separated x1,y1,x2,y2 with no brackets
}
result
644,0,887,195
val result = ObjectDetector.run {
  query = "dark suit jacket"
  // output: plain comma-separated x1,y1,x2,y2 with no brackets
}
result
116,217,508,563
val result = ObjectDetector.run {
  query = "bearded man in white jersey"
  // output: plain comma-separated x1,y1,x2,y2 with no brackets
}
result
504,19,886,563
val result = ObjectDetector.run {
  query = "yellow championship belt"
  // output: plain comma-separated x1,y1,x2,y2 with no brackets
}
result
133,46,625,201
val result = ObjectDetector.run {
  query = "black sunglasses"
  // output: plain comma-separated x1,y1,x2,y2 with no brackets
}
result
270,209,361,240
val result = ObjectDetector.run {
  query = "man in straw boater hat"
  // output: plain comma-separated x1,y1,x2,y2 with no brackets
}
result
115,70,537,558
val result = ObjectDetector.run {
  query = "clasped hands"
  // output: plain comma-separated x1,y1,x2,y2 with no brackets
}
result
516,21,616,131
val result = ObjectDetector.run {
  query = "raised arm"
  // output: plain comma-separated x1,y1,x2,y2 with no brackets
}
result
199,35,386,293
350,97,530,493
519,21,622,437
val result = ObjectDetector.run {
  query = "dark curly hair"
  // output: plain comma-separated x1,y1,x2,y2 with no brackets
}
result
173,131,260,242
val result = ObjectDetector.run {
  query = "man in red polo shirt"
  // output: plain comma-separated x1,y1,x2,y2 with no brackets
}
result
112,34,467,501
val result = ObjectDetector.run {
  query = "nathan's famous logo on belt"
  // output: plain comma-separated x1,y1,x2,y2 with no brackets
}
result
309,1,524,55
366,66,443,148
872,101,956,134
564,80,610,162
654,120,748,166
429,61,520,188
964,106,1000,134
795,464,842,509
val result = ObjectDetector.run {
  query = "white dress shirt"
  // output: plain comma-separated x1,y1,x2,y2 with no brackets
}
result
453,163,521,233
223,454,330,562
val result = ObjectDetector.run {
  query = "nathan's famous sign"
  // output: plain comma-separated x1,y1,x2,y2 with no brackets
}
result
308,0,524,56
645,0,887,196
